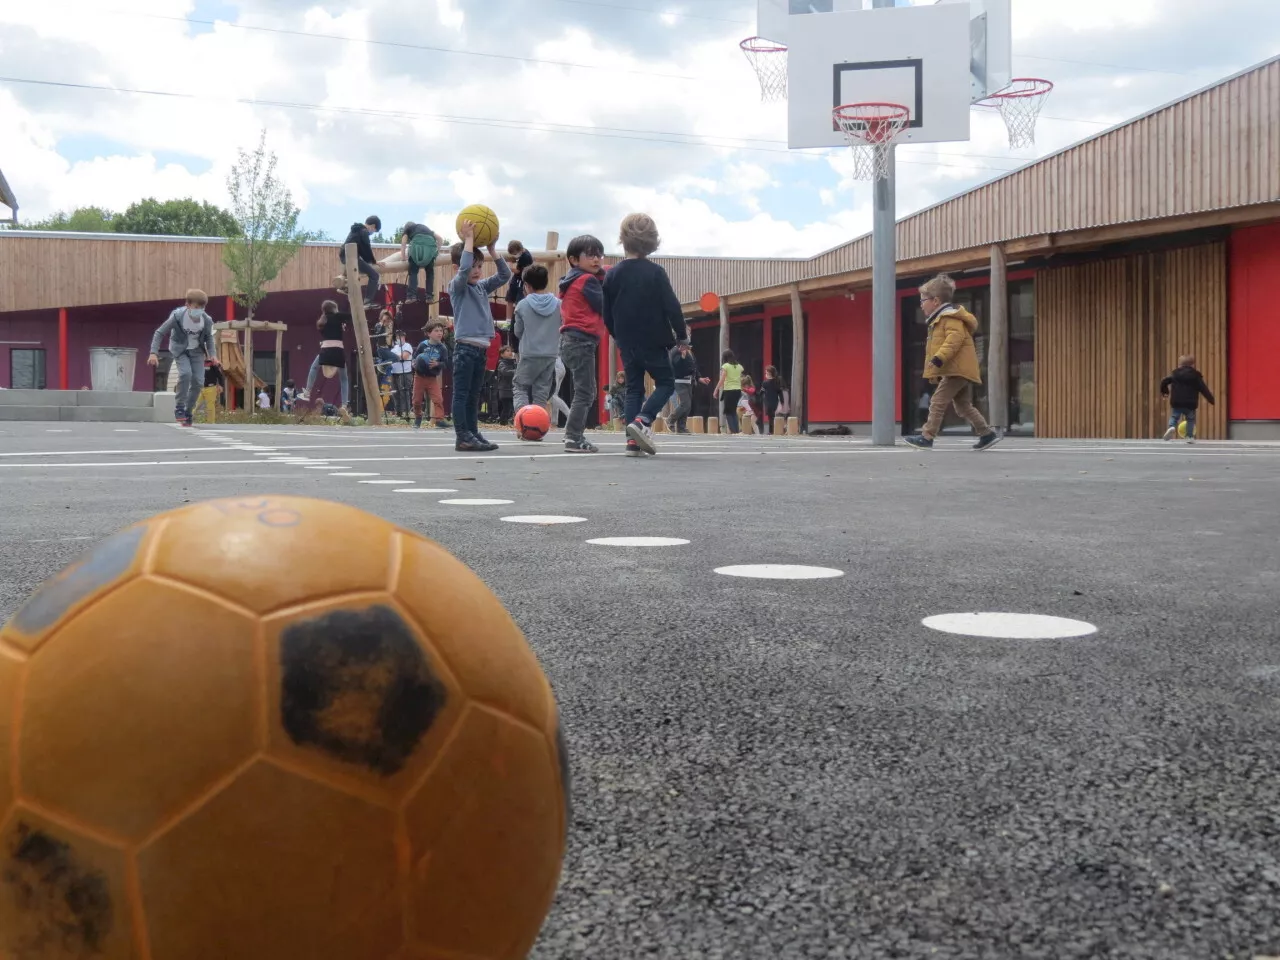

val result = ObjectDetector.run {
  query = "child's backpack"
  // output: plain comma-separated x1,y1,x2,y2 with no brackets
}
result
408,231,438,267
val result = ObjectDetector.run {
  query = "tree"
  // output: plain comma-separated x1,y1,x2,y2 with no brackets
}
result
114,197,240,237
23,206,117,232
222,130,315,320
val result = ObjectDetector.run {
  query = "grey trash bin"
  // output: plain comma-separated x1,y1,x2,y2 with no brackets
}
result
89,347,138,392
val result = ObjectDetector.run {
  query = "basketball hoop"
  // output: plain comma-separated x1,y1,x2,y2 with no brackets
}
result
978,78,1053,149
832,103,910,181
740,37,787,103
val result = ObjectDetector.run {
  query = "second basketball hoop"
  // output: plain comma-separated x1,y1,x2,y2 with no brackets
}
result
833,103,910,181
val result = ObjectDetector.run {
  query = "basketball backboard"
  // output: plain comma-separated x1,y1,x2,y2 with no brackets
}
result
960,0,1012,102
756,0,863,44
785,2,972,149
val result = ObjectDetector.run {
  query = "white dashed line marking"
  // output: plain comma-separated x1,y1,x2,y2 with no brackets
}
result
588,537,690,547
921,613,1098,639
500,515,588,525
714,564,844,579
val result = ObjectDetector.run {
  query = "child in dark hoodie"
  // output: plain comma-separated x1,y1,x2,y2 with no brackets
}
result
1161,354,1215,443
558,234,607,453
512,264,562,410
339,215,382,308
602,213,687,457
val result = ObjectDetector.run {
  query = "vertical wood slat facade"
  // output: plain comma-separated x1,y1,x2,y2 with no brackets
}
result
1036,242,1227,439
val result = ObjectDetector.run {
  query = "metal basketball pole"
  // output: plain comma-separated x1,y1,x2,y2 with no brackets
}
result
870,0,897,446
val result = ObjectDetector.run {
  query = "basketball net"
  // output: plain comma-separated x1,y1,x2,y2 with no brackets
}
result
740,37,787,103
833,103,910,181
979,78,1054,150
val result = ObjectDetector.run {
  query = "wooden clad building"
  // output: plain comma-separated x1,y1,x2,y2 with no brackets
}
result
2,56,1279,438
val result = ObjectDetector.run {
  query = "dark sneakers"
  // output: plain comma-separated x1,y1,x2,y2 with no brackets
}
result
903,435,933,449
974,432,1002,451
455,435,498,452
564,438,599,453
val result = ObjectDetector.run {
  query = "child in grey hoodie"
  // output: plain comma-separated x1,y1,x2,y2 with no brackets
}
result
448,220,511,452
511,264,562,410
147,288,220,427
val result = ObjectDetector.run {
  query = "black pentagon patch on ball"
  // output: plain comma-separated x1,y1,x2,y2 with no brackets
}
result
280,605,447,777
1,822,114,957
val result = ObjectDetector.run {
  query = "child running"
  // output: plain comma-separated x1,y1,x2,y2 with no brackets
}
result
147,289,220,427
558,234,607,453
1160,354,1215,443
449,220,511,452
512,264,562,410
602,213,687,457
411,321,450,429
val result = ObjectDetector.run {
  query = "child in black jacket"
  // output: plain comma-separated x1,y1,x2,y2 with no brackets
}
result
1160,354,1215,443
602,213,688,457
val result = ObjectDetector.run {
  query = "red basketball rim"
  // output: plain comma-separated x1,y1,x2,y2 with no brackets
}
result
980,78,1054,102
740,36,787,54
833,102,911,125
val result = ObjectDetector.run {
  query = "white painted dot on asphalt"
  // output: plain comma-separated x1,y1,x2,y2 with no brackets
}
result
393,488,459,494
114,429,138,432
921,612,1099,640
440,498,515,506
46,429,70,433
501,515,588,525
359,480,405,485
341,472,381,477
715,564,844,579
587,536,690,547
306,465,343,470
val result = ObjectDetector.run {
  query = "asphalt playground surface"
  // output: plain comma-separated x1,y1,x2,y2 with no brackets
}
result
1,421,1278,960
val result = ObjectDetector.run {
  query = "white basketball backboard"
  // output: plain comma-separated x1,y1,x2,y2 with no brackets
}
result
960,0,1012,101
785,2,972,149
756,0,863,45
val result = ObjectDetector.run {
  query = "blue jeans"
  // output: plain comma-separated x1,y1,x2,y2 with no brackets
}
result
451,342,488,440
1169,407,1196,437
305,356,349,407
619,342,676,425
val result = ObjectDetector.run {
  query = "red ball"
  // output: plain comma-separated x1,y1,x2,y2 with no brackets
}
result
514,404,551,441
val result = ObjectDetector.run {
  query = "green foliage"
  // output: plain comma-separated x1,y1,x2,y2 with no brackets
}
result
222,130,314,320
22,206,117,232
18,198,239,237
114,197,240,237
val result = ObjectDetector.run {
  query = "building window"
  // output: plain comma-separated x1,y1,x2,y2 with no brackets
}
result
10,349,46,390
1008,279,1036,434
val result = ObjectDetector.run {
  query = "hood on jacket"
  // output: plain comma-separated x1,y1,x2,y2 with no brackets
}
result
559,266,589,294
523,292,560,316
346,222,366,236
929,304,979,334
1171,365,1201,384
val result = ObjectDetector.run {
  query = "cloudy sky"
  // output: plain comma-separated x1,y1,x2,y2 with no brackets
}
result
1,0,1277,257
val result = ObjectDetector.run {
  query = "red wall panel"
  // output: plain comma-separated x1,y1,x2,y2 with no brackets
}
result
805,293,900,422
1228,222,1280,420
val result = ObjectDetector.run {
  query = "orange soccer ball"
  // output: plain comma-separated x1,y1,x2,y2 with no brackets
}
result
513,404,552,441
0,496,569,960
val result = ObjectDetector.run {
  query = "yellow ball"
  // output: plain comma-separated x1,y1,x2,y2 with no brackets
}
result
1177,420,1188,438
0,495,569,960
456,204,501,248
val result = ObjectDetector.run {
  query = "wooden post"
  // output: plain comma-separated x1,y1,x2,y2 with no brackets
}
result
345,242,383,425
789,284,805,432
545,231,559,251
244,323,253,412
274,329,284,412
988,244,1009,431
